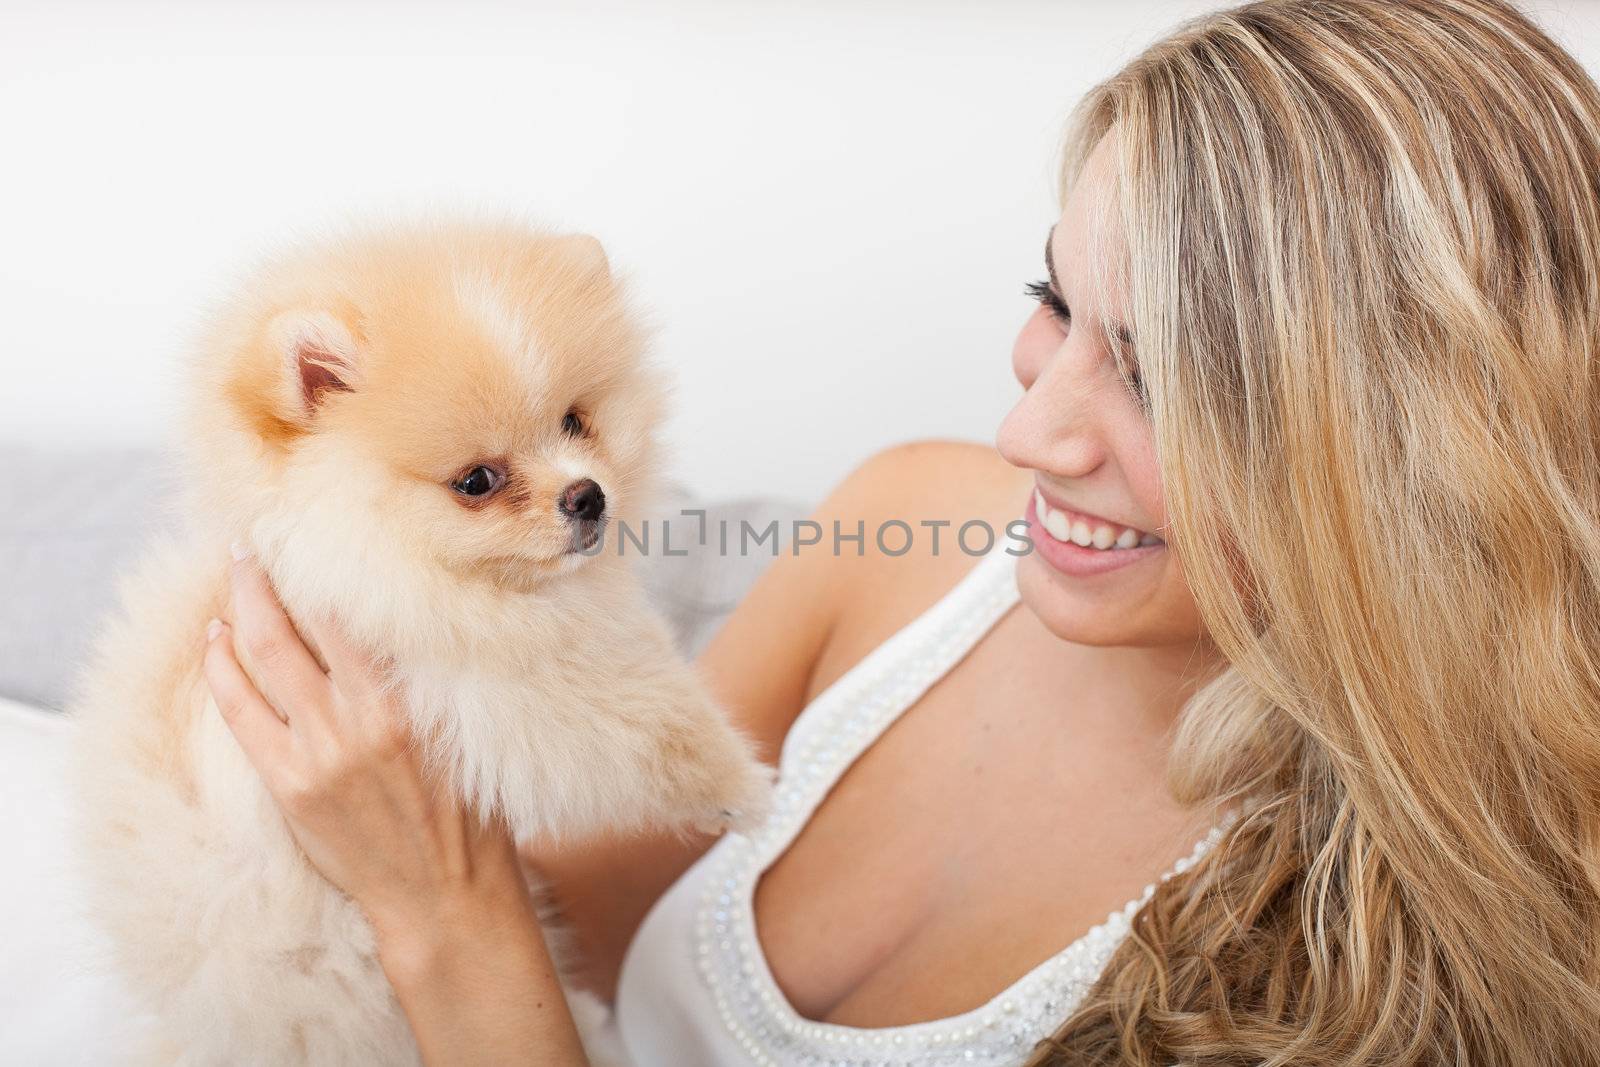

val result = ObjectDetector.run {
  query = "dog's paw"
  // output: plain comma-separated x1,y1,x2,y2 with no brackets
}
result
693,759,776,837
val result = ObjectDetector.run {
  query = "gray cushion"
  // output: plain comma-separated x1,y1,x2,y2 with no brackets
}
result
634,493,811,658
0,444,808,711
0,445,182,711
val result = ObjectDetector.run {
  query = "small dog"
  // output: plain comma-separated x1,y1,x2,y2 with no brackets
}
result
66,215,772,1065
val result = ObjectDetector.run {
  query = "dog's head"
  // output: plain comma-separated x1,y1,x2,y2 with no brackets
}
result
187,216,665,595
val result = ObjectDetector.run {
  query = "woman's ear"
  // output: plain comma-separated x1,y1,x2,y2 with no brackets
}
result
267,309,363,422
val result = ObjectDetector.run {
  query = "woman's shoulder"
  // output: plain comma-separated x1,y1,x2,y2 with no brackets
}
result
692,438,1029,751
799,438,1033,702
821,437,1031,582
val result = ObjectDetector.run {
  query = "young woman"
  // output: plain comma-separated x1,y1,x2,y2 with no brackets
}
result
202,0,1600,1062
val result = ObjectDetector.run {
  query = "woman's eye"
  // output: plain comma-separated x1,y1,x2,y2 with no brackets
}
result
1119,361,1148,405
561,410,587,437
1024,279,1071,326
451,465,504,498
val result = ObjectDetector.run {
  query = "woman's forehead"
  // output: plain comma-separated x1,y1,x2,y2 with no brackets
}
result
1052,142,1133,337
1056,135,1127,272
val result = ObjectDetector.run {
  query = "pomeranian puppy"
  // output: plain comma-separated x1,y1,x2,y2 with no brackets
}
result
65,215,772,1065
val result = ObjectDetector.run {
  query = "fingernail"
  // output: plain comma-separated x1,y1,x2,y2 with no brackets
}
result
206,617,224,641
229,540,250,562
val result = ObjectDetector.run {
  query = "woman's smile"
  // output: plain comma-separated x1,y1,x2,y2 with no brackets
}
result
1024,486,1165,578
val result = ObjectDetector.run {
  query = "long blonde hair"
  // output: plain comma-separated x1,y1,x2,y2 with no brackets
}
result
1029,1,1600,1062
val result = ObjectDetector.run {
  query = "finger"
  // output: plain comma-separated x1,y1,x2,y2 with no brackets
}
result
300,610,422,769
203,620,294,779
300,606,392,704
228,549,335,731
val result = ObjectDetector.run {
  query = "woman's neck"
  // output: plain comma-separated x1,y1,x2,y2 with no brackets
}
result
1030,623,1227,762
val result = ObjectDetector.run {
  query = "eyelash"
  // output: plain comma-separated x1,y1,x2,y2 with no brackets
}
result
1024,279,1070,323
1024,278,1147,404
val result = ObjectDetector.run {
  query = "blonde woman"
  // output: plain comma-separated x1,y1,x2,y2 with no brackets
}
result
202,0,1600,1062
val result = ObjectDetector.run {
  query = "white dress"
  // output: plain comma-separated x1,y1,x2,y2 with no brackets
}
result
614,540,1232,1067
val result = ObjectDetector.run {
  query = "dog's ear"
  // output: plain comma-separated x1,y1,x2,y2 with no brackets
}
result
267,310,363,421
557,234,611,280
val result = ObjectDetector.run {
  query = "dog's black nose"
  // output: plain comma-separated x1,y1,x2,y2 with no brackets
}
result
558,478,605,522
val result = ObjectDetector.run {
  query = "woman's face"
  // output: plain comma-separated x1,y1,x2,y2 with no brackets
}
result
996,134,1208,650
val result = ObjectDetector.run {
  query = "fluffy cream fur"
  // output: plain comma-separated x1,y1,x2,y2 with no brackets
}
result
65,214,772,1065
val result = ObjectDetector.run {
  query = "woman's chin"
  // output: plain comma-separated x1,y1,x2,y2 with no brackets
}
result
1016,549,1154,647
1016,549,1214,653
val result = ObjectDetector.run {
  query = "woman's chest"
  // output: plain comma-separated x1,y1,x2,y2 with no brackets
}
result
750,612,1202,1029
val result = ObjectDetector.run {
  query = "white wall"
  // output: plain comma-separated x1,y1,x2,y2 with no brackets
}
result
3,0,1597,503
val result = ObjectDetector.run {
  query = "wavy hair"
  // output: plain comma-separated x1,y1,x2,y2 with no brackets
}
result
1027,1,1600,1063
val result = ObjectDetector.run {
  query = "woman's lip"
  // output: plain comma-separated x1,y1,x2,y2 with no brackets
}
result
1024,492,1165,578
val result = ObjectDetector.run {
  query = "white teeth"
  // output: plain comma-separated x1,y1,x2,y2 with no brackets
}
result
1033,488,1164,552
1044,507,1071,542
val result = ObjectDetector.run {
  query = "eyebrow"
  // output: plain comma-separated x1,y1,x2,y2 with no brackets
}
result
1045,225,1137,351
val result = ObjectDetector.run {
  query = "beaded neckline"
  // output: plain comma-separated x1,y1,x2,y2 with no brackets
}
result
690,544,1235,1066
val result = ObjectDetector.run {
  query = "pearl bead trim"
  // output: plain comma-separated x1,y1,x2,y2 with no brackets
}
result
690,545,1235,1066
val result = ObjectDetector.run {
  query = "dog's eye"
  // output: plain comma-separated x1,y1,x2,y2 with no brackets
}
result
561,410,587,438
451,465,505,498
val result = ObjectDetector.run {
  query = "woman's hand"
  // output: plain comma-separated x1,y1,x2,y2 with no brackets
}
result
201,544,588,1065
201,543,506,937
